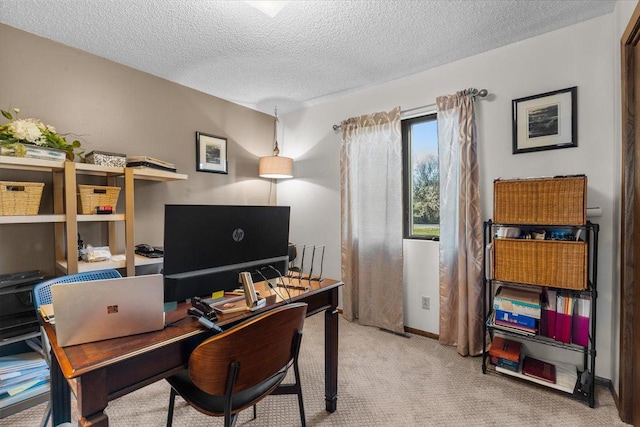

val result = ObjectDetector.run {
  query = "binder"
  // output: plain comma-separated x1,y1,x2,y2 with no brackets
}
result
539,289,556,339
555,294,574,344
571,297,590,347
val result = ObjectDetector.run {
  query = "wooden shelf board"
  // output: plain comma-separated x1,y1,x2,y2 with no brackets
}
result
74,163,124,176
0,214,65,224
77,214,126,222
0,155,65,171
131,167,187,181
134,254,163,266
56,254,162,273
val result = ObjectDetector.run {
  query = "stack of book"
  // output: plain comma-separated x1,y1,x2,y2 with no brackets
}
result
126,156,176,172
488,336,522,372
0,351,49,411
492,286,541,335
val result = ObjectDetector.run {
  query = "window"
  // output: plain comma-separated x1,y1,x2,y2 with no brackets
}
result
402,114,439,240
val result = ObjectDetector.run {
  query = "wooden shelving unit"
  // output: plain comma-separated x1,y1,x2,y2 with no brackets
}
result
0,155,186,417
0,155,186,274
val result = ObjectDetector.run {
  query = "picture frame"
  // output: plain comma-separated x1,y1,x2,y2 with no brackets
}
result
512,86,577,154
196,132,228,174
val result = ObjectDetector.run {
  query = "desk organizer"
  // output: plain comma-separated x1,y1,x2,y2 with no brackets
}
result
494,176,586,225
0,181,45,215
77,185,120,214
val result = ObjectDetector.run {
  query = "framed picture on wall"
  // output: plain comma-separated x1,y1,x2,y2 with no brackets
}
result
196,132,228,174
512,86,577,154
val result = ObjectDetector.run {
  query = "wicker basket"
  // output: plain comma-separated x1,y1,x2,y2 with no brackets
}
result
0,181,45,215
492,238,587,290
494,176,586,225
77,185,120,214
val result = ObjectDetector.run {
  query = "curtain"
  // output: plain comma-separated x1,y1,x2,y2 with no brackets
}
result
436,91,484,356
340,107,404,334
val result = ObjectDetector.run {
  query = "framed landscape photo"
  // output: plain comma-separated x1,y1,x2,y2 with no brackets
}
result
196,132,228,174
512,86,577,154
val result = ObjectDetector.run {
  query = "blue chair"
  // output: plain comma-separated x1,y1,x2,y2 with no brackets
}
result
32,269,122,427
33,269,122,308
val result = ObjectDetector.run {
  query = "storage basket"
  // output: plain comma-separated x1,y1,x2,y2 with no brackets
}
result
492,238,587,290
0,181,45,216
494,176,586,225
85,151,127,167
77,185,120,214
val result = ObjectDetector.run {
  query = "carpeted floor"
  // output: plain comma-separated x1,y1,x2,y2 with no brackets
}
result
4,314,630,426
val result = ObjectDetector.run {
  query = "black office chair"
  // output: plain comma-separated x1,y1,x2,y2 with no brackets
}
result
166,303,308,427
31,269,122,427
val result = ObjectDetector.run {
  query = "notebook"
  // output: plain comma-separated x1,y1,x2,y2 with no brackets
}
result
51,274,165,347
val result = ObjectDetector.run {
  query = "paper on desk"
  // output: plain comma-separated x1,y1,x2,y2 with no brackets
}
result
39,304,55,324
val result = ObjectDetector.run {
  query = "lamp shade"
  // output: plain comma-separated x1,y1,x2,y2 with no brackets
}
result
259,155,293,179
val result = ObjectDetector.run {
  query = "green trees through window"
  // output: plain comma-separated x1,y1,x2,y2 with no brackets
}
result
402,114,439,239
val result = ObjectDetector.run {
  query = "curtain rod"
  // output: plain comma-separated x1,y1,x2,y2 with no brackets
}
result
331,88,489,131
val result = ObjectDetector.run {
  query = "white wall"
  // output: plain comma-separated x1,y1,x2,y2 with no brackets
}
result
0,24,276,275
279,12,622,381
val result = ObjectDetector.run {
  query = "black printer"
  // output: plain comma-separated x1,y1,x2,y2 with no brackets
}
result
0,270,45,341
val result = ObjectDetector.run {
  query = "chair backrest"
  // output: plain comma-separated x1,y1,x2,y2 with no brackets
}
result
189,302,307,396
32,269,122,309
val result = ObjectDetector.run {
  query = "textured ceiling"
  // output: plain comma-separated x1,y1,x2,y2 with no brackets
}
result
0,0,616,115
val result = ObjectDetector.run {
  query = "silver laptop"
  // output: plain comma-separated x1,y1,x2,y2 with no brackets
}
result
52,274,165,347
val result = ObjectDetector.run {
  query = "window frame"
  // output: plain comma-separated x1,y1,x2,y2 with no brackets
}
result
402,113,439,241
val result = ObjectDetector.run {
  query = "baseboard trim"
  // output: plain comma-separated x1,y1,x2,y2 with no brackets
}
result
404,326,439,340
596,376,619,411
336,310,437,340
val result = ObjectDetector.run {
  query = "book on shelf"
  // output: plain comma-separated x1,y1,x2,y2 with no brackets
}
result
126,161,177,172
0,352,47,375
491,310,537,334
488,336,522,363
493,286,542,319
488,312,536,336
0,380,49,410
490,355,520,372
0,351,49,408
522,356,556,384
494,309,537,330
126,156,175,167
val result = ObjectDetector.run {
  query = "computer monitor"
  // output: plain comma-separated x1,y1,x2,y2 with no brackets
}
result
163,205,290,303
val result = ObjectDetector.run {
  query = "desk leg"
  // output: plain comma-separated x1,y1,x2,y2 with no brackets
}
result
324,289,339,412
77,369,109,427
50,351,71,426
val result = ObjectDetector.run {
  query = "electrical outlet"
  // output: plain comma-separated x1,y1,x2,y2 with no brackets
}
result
422,296,430,310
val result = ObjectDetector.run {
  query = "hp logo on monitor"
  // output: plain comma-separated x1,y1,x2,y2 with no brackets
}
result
232,228,245,242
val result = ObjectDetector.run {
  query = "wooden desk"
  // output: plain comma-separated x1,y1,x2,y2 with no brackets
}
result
42,277,343,426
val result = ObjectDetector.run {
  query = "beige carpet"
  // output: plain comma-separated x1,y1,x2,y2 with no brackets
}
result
4,314,629,426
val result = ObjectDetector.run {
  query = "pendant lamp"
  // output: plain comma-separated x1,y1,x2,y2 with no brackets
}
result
259,107,293,179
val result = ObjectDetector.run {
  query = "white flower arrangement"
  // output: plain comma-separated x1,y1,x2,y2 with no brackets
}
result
1,107,82,160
